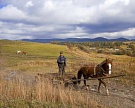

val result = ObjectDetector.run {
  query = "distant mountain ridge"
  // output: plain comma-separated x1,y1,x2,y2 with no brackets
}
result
22,37,134,43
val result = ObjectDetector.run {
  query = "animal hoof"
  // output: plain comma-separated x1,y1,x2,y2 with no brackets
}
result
106,89,109,96
98,91,101,93
86,86,89,90
106,93,110,96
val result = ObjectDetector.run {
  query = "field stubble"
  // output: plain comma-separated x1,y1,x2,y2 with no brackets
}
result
0,41,135,108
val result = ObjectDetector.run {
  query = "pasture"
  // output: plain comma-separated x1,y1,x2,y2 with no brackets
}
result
0,40,135,108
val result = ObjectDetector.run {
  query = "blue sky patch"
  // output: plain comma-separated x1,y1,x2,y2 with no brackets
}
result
0,4,7,8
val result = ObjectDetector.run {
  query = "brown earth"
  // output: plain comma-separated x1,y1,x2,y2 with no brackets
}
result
34,72,135,108
4,70,134,108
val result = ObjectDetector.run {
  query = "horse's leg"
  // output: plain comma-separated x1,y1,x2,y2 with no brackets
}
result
98,79,102,93
83,75,88,86
84,76,90,90
100,79,109,96
84,78,86,86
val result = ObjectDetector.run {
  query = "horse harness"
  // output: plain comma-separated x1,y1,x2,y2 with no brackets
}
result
93,64,106,76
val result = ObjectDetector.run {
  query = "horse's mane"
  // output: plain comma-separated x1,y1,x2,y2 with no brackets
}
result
98,59,112,67
98,59,106,66
82,59,111,68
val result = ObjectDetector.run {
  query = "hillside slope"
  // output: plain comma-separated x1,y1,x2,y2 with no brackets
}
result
0,40,135,108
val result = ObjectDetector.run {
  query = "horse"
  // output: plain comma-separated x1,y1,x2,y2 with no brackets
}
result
22,51,27,55
16,51,27,55
77,58,113,95
16,50,21,54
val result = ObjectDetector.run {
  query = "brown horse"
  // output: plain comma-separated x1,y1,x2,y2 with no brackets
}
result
16,51,27,55
77,59,112,95
22,51,27,55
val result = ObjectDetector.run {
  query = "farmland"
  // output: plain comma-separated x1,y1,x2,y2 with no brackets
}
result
0,40,135,108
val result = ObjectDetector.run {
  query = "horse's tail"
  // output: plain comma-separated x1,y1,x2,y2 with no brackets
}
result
77,69,83,84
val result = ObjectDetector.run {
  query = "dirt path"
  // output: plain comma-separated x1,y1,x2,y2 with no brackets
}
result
81,80,135,108
34,72,135,108
47,73,135,108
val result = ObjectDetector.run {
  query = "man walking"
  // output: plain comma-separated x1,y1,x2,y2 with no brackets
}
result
57,51,66,77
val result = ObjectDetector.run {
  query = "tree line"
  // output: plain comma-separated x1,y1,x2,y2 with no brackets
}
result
51,41,135,57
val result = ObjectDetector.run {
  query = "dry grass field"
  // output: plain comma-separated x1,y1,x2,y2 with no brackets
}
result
0,40,135,108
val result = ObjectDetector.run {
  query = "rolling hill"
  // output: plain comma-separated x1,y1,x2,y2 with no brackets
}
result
21,37,133,43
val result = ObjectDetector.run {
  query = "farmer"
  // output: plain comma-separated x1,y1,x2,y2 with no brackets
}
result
57,51,66,77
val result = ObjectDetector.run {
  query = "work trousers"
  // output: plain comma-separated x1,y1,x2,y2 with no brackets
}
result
59,65,65,77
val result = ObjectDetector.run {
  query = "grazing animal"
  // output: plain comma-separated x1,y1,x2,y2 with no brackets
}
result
16,50,21,54
77,58,112,95
22,51,27,55
16,50,27,55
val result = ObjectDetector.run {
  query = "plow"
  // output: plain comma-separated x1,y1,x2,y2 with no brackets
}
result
51,74,126,87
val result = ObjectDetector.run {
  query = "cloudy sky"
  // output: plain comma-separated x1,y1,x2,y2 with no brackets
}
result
0,0,135,40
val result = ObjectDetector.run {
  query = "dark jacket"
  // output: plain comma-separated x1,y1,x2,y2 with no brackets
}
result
57,56,66,67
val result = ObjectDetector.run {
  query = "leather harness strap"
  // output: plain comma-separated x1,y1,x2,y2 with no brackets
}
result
94,65,106,76
94,65,96,75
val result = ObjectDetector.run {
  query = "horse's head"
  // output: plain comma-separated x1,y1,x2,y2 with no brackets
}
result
100,58,113,75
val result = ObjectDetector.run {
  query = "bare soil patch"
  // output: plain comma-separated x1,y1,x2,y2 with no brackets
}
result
42,73,135,108
1,70,135,108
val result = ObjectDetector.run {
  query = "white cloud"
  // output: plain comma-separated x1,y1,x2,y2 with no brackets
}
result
25,1,33,7
0,5,27,21
0,0,135,39
92,28,135,39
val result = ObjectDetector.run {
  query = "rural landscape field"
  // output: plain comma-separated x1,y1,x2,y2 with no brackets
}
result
0,40,135,108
